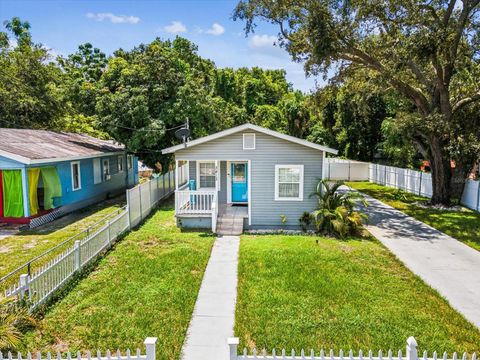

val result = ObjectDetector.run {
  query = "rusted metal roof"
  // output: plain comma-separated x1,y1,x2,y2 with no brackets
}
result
0,128,125,164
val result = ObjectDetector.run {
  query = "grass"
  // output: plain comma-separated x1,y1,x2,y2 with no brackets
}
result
19,200,215,360
235,235,480,353
0,197,126,278
346,182,480,251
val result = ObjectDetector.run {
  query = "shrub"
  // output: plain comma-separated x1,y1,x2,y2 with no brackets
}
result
298,211,312,232
310,179,368,238
0,295,38,352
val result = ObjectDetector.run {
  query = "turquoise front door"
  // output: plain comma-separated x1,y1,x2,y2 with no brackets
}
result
231,163,248,203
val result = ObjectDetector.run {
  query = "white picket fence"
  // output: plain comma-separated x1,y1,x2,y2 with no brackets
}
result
325,158,480,212
1,338,157,360
228,337,477,360
127,169,177,228
3,168,180,309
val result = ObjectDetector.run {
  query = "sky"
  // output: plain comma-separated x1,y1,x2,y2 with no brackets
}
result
0,0,325,92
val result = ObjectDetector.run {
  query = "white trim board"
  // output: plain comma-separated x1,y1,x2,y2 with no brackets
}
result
162,123,338,155
0,149,127,165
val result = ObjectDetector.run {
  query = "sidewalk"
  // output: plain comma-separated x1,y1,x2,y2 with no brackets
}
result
355,190,480,328
181,235,240,360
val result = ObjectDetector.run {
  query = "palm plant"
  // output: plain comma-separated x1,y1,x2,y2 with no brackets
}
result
0,295,38,352
310,180,368,238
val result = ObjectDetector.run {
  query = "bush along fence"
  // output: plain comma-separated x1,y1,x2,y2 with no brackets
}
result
1,338,157,360
324,158,480,212
1,168,180,310
228,337,477,360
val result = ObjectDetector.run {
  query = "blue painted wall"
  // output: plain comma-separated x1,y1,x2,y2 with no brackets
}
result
1,153,139,217
0,156,25,170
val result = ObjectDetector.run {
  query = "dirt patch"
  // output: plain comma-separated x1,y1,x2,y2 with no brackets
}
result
0,245,11,253
23,240,38,249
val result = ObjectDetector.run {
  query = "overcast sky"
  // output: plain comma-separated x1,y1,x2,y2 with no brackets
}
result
1,0,327,92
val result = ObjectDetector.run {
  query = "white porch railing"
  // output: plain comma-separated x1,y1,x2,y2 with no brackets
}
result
175,190,217,215
175,189,219,232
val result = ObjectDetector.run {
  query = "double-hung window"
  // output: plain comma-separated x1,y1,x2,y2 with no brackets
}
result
275,165,304,201
71,161,81,191
103,159,110,181
198,161,216,189
118,155,124,172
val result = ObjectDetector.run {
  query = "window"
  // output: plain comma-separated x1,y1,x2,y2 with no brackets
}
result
93,158,102,184
118,155,124,172
103,159,110,181
198,161,216,188
127,155,133,170
275,165,304,201
243,133,256,150
71,161,81,191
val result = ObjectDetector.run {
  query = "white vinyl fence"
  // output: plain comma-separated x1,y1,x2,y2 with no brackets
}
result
325,158,480,212
3,168,180,309
228,337,476,360
1,338,157,360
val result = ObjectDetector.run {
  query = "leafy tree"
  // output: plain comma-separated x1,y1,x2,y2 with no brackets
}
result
234,0,480,204
0,17,63,129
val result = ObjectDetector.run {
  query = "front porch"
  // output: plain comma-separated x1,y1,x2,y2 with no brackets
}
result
174,160,250,232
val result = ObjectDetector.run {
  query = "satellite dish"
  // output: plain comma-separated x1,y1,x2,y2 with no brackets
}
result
174,127,190,140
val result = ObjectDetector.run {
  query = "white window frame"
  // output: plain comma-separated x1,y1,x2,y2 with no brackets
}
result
127,155,133,170
243,133,256,150
118,155,124,172
196,160,217,190
103,158,110,181
93,158,102,184
274,164,304,201
71,161,82,191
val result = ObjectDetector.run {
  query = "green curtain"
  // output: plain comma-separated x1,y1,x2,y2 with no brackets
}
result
40,167,62,210
2,170,24,218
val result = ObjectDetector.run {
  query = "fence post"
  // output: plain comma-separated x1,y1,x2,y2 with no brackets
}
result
144,337,157,360
419,172,423,196
19,274,29,301
476,181,480,212
348,161,351,181
138,185,143,221
126,190,132,230
228,337,239,360
149,179,153,208
384,165,387,185
74,240,81,271
406,337,418,360
106,220,111,245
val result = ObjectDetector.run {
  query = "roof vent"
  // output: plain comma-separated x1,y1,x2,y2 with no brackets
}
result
243,133,255,150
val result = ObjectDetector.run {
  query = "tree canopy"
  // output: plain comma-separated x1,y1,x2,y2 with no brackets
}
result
234,0,480,204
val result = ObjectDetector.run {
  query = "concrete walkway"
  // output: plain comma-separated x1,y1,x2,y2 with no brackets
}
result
355,190,480,328
181,235,240,360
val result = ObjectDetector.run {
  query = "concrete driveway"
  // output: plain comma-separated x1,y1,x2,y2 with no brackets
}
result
352,190,480,328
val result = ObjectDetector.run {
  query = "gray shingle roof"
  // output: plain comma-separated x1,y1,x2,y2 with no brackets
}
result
0,128,124,163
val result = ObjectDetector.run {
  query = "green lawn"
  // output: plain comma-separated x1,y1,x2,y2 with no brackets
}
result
0,197,126,278
20,201,215,360
347,182,480,251
235,235,480,353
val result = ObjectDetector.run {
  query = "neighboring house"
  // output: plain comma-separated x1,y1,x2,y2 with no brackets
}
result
138,161,154,178
161,123,338,232
0,129,138,226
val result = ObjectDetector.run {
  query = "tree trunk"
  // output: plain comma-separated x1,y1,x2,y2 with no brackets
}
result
429,137,452,205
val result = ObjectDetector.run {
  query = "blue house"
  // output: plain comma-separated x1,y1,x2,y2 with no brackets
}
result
0,129,138,226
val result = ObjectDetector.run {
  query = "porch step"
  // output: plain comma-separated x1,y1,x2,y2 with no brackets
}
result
216,216,244,236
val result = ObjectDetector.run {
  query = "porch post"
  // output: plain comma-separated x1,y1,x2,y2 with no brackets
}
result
215,160,220,191
21,167,30,218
